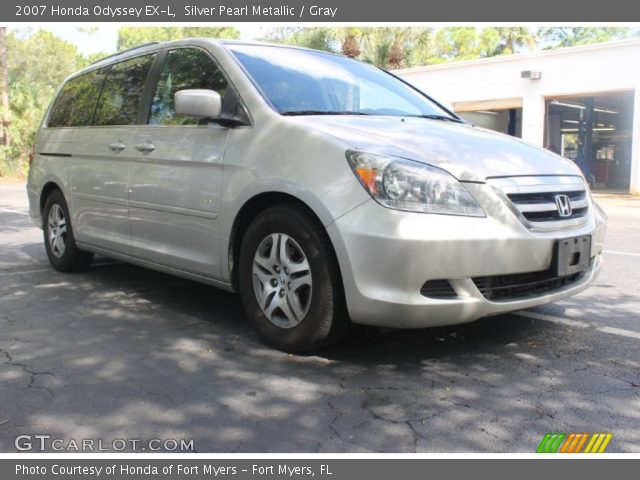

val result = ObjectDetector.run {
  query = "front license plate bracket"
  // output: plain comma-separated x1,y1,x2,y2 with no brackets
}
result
554,235,591,276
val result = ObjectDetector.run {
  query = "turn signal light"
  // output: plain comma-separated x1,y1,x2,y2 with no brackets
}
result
354,167,379,196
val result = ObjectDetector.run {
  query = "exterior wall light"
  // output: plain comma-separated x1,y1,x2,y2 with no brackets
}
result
521,70,542,80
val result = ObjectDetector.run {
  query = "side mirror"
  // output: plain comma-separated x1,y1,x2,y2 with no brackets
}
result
174,89,222,118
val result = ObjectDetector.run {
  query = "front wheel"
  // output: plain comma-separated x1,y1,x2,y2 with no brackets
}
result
43,189,93,272
238,204,351,352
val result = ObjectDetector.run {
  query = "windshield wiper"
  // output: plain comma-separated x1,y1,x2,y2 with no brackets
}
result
280,111,463,122
280,110,372,116
411,114,465,123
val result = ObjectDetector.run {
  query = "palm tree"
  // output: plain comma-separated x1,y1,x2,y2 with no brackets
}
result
361,28,412,68
388,37,406,69
326,27,363,58
493,27,537,54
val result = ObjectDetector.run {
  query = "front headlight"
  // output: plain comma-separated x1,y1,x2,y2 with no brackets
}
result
346,149,484,217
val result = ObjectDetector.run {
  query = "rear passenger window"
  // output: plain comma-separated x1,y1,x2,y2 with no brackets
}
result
149,49,228,125
48,70,105,128
94,54,155,126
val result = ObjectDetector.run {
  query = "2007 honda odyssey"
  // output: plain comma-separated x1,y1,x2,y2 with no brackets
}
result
27,39,607,351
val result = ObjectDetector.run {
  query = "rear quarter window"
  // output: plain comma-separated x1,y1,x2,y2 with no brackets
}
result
47,69,105,128
93,54,156,126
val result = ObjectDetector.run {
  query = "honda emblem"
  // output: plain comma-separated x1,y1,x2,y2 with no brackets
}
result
555,194,572,217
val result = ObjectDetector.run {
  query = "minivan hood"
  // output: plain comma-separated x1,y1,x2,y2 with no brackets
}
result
290,116,582,182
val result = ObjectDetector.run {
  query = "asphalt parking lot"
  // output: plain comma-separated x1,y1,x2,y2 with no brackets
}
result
1,181,639,453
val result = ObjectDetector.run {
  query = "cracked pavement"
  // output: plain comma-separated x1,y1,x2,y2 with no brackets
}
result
1,182,639,452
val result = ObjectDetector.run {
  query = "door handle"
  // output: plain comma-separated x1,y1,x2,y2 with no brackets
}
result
135,143,156,154
108,142,126,153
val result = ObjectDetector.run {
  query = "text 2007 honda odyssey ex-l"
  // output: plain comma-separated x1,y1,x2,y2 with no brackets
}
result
28,39,607,351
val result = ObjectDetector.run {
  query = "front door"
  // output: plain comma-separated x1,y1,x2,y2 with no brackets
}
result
129,48,232,278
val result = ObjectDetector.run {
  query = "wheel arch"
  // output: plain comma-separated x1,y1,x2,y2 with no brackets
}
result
227,191,342,292
40,181,64,219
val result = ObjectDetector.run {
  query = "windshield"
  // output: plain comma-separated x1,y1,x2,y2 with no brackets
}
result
227,44,456,118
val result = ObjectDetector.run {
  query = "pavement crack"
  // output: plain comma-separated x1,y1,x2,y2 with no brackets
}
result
574,362,640,389
323,378,379,453
326,397,370,451
479,427,501,440
405,421,420,451
1,347,57,395
463,373,498,389
612,376,640,388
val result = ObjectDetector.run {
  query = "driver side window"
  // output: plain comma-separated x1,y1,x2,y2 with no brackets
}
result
149,48,228,125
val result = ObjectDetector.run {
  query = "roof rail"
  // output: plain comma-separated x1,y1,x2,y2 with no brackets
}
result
91,42,160,65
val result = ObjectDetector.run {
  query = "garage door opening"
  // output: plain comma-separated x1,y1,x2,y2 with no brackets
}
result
458,108,522,138
545,91,635,192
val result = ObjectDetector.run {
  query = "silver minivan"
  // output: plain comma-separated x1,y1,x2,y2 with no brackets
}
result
28,39,607,351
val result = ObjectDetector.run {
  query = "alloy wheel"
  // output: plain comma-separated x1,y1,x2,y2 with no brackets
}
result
252,233,312,328
47,203,67,258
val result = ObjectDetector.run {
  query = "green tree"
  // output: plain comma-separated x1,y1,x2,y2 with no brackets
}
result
1,29,85,177
405,28,438,66
538,27,634,48
1,27,10,148
260,26,639,69
260,26,531,68
492,27,537,54
264,27,429,69
477,28,502,57
325,27,363,58
8,30,81,94
261,27,335,53
434,27,482,60
360,28,413,69
361,28,394,67
117,27,240,51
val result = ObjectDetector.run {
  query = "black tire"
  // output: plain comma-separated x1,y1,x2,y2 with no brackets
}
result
238,204,351,352
42,189,93,272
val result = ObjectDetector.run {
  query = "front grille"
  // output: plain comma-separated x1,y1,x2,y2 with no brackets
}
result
488,176,590,231
473,268,587,301
420,279,457,298
508,189,588,222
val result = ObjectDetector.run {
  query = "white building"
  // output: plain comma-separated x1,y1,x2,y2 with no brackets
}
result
396,38,640,194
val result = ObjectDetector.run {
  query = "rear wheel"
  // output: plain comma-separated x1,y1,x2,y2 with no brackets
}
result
238,204,351,352
43,189,93,272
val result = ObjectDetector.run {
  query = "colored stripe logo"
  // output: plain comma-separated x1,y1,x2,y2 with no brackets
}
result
537,432,613,453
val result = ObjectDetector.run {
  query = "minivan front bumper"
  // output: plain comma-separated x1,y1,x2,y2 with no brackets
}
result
326,184,606,328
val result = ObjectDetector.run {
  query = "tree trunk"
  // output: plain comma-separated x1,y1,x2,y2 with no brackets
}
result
342,35,361,58
388,38,405,69
0,27,10,147
506,37,514,53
